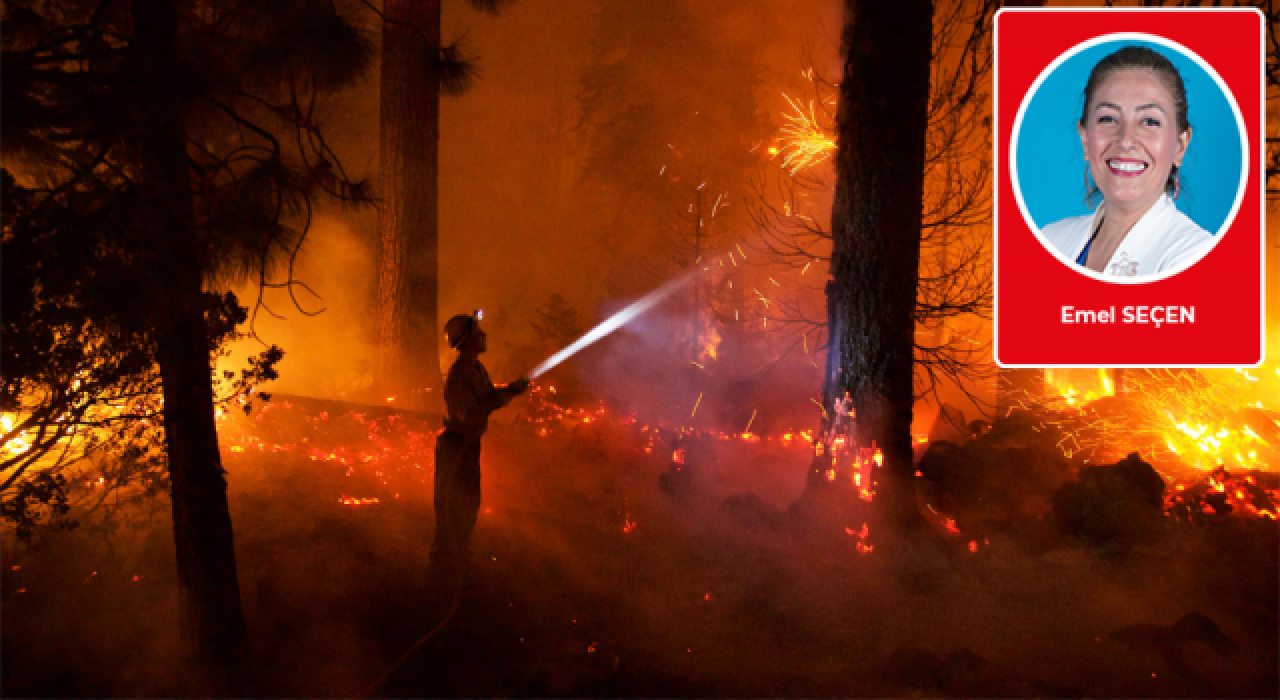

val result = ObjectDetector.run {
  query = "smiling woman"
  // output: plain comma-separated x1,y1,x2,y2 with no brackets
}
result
1011,34,1249,284
1040,46,1212,278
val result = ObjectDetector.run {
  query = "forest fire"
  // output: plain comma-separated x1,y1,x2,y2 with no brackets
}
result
980,364,1280,529
205,356,1280,551
1,414,32,455
1031,366,1280,478
4,0,1277,697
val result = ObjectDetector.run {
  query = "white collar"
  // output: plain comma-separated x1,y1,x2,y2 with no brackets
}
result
1089,192,1174,241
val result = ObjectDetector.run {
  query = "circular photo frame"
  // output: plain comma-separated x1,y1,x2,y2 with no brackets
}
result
1010,32,1248,284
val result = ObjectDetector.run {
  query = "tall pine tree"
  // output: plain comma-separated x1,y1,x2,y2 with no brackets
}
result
374,0,509,401
825,0,933,524
3,0,372,688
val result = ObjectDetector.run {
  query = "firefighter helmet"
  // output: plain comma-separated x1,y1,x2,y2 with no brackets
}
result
444,313,478,349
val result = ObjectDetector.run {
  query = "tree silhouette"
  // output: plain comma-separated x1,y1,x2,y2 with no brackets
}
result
372,0,511,401
531,293,583,348
748,0,999,437
2,0,372,689
822,0,934,522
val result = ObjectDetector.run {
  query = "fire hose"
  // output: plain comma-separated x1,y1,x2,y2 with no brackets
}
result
355,589,462,698
528,270,693,379
356,266,700,696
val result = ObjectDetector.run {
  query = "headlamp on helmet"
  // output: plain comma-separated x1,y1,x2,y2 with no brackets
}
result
444,312,482,349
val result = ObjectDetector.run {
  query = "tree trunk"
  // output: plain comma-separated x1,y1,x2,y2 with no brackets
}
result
155,305,250,692
825,0,932,525
131,0,249,690
376,0,442,401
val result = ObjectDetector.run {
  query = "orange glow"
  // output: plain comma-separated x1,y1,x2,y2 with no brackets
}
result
776,93,836,174
1038,366,1278,473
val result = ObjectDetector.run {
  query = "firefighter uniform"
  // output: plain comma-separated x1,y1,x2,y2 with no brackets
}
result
429,316,528,584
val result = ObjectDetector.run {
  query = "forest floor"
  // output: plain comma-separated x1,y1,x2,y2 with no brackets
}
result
3,397,1278,698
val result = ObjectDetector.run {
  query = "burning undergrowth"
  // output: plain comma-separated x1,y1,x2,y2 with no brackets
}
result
3,379,1278,697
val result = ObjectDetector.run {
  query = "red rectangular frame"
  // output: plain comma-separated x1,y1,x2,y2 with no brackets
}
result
993,7,1265,368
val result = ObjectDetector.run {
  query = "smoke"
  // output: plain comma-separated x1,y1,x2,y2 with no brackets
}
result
5,385,1278,696
530,271,695,379
220,215,377,401
6,0,1276,695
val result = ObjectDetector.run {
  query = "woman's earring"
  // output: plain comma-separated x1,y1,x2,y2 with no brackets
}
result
1172,166,1181,200
1084,163,1094,195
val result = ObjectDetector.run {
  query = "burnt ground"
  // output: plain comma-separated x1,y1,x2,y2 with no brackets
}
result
3,402,1278,698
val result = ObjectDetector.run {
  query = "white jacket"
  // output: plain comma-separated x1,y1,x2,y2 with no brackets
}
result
1041,193,1214,278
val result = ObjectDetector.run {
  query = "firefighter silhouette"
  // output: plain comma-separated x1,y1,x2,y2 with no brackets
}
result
430,312,529,587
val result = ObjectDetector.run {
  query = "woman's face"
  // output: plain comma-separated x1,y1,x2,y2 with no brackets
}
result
1078,68,1190,214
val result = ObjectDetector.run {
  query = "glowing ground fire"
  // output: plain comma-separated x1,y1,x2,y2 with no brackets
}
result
529,271,694,379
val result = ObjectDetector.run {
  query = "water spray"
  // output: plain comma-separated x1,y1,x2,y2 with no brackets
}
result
529,270,695,379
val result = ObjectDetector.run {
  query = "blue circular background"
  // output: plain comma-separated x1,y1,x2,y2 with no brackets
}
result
1015,38,1242,235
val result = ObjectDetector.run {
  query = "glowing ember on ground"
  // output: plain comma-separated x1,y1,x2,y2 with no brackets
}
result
1009,366,1279,478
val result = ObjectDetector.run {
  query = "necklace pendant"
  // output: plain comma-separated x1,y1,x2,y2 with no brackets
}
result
1108,252,1140,277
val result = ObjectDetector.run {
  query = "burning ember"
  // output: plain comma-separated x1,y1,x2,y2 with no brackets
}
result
1,414,32,455
775,91,836,175
984,364,1280,528
215,397,437,511
1010,366,1279,478
1166,466,1278,521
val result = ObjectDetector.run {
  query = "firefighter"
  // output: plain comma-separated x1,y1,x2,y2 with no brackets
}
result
429,312,530,588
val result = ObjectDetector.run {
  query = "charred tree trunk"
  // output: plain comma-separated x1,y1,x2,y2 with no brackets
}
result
825,0,932,525
154,305,250,691
131,0,249,690
376,0,442,401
